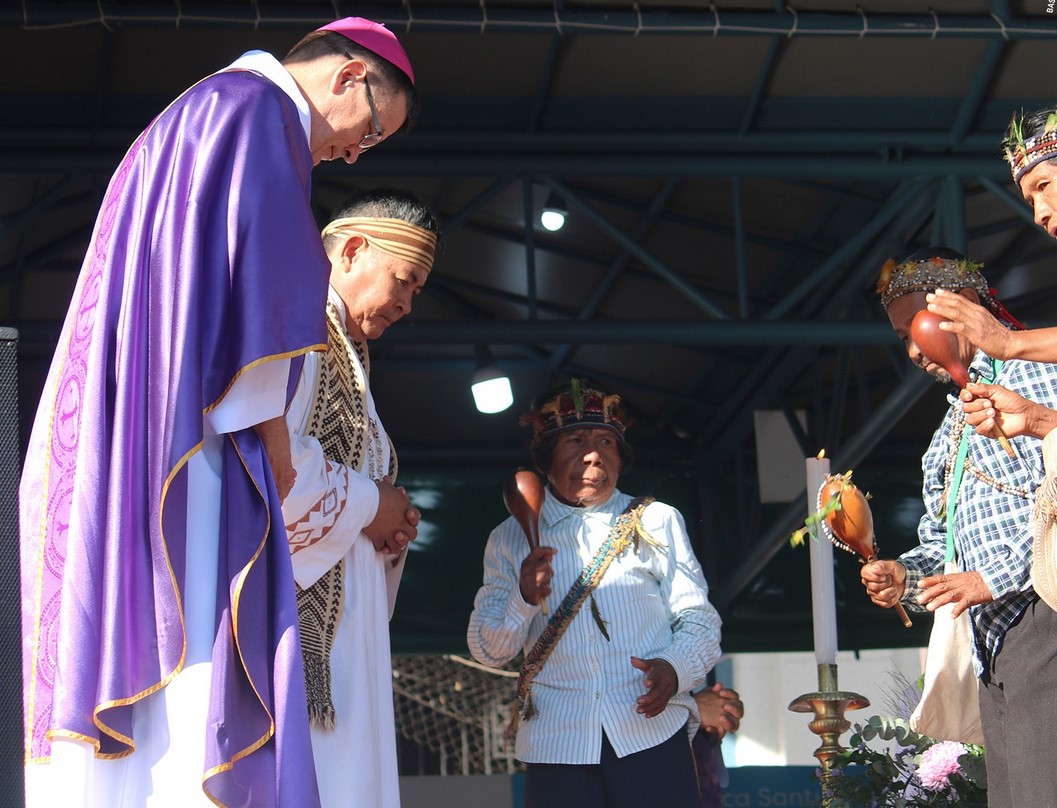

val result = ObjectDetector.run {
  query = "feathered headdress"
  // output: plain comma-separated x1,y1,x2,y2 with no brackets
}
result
520,378,631,443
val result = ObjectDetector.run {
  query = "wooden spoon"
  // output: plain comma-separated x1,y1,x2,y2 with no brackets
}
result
503,470,544,551
503,470,547,612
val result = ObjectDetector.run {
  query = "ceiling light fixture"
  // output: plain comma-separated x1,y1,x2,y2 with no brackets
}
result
471,345,513,414
540,192,567,232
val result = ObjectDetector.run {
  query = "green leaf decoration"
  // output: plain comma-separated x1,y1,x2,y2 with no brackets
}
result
571,377,584,415
960,750,988,789
789,469,876,549
788,469,858,548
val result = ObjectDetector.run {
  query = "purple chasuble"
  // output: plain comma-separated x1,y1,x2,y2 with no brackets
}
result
20,69,328,806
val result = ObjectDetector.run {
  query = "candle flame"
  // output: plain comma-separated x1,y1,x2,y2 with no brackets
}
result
817,449,826,459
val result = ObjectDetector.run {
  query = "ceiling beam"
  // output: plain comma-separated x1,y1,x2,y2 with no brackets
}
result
521,180,539,321
0,128,1019,155
0,149,1013,180
766,178,932,319
649,179,930,446
701,189,945,606
548,177,730,318
739,35,784,136
12,318,900,346
574,181,830,260
949,38,1006,144
937,177,968,254
8,6,1055,39
980,177,1039,228
733,177,750,318
546,178,680,372
383,320,898,344
527,34,562,134
687,180,940,466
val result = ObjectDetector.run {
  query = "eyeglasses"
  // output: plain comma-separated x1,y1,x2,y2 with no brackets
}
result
358,75,384,151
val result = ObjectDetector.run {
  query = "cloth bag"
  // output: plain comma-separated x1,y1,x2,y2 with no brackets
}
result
909,561,984,744
908,405,984,745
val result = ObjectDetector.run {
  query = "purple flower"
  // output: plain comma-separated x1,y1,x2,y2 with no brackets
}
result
917,740,965,791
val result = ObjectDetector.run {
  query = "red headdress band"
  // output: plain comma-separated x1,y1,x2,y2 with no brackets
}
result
988,289,1026,332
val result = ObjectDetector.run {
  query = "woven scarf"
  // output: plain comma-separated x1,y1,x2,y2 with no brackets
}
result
513,496,656,727
298,299,396,728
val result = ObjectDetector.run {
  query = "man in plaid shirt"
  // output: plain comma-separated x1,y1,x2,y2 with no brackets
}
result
862,246,1057,808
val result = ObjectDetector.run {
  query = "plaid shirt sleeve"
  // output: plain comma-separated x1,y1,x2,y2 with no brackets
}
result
902,353,1057,669
899,410,951,610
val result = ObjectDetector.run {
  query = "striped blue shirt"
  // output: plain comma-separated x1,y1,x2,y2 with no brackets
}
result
901,351,1057,674
466,488,722,764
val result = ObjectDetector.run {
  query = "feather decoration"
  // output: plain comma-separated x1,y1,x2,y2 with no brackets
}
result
522,690,538,720
571,377,584,417
1008,113,1025,154
1004,111,1057,165
590,594,611,641
633,521,664,552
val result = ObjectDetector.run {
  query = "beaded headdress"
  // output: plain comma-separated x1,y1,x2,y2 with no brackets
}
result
520,379,631,443
876,254,1025,330
877,255,989,311
1004,110,1057,186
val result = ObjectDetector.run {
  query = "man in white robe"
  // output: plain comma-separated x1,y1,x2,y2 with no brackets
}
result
281,190,440,807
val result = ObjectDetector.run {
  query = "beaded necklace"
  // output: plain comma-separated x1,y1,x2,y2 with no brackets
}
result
940,361,1029,515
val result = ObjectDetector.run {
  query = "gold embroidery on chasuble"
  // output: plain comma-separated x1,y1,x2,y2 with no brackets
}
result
297,300,397,728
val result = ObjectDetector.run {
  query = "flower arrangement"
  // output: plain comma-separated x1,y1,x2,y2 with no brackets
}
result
821,715,986,807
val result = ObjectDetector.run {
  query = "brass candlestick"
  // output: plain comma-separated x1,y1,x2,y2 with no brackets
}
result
788,663,869,806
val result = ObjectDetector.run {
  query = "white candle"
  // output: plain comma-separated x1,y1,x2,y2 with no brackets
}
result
806,456,838,666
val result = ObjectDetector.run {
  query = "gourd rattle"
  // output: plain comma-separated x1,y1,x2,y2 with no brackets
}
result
817,472,913,628
911,309,1015,459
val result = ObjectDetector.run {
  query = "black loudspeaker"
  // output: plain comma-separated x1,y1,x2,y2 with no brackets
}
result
0,328,22,808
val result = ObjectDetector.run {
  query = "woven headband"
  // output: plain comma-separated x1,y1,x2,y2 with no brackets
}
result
1008,130,1057,186
1005,112,1057,186
322,217,437,273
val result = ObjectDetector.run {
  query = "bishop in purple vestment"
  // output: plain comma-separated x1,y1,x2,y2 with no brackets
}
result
20,17,418,808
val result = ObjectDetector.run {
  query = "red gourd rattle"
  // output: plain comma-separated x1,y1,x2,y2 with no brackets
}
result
817,472,913,628
910,309,1015,459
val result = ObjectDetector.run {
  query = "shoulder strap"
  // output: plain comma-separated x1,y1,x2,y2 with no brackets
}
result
946,358,1004,562
946,427,970,563
512,497,655,724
